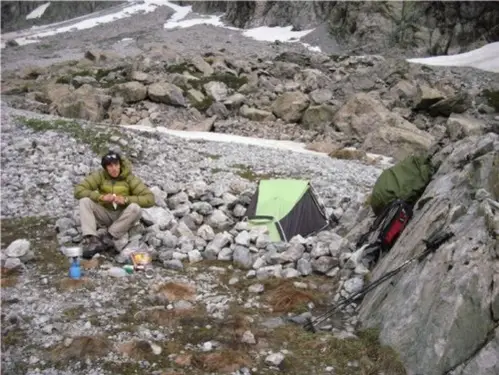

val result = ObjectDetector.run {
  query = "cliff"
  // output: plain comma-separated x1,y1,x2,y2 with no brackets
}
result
175,0,499,56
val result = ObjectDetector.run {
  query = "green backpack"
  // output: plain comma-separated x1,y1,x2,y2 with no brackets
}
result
370,154,435,216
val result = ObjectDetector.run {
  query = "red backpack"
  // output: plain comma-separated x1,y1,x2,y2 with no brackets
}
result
357,199,413,266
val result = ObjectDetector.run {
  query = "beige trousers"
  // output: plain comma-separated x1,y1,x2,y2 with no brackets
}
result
79,197,141,238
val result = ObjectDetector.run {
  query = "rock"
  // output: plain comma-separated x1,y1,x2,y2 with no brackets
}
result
265,352,285,367
55,84,111,122
164,259,184,271
192,201,213,215
298,68,331,92
206,209,232,230
301,104,336,130
197,224,215,241
188,250,203,263
413,85,445,110
203,81,229,102
4,257,22,269
112,82,147,103
167,191,189,210
141,207,174,230
240,105,272,121
224,93,246,109
343,277,364,294
309,89,333,105
271,91,310,122
297,258,312,276
71,75,98,89
148,82,186,107
241,330,256,344
5,239,30,258
333,93,433,159
446,114,487,141
390,80,417,103
150,186,167,208
428,92,472,117
248,283,264,293
358,133,499,375
186,88,206,106
235,231,251,246
311,256,337,274
130,71,150,82
191,55,214,76
233,245,253,269
362,125,434,160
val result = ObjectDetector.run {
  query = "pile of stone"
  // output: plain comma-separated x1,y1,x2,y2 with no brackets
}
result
54,178,371,304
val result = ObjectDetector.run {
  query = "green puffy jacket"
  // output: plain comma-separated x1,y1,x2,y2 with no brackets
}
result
370,154,435,215
74,157,155,210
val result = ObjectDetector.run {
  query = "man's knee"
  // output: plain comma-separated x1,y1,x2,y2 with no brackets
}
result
127,203,141,217
80,197,93,207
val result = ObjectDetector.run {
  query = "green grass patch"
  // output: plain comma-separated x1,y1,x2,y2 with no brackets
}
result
165,62,193,74
483,89,499,111
259,324,406,375
230,164,276,181
200,152,221,160
190,96,213,112
16,116,130,155
0,216,66,274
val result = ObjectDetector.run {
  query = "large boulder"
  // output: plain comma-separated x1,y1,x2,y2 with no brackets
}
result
333,93,433,158
271,91,310,123
301,104,336,130
148,82,186,107
358,133,499,375
54,84,111,122
112,81,147,103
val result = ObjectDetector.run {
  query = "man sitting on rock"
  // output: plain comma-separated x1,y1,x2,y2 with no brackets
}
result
74,151,155,258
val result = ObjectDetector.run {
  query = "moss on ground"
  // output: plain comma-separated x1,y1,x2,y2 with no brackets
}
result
483,89,499,111
256,324,407,375
230,163,280,181
190,96,213,112
0,216,66,274
16,116,130,155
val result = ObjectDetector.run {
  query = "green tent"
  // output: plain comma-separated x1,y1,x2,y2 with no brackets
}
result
244,179,330,242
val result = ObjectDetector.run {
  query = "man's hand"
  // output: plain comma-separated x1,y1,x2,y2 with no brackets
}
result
101,194,115,203
114,195,126,205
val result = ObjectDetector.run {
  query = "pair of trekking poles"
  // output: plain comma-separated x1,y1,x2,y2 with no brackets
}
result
303,229,454,332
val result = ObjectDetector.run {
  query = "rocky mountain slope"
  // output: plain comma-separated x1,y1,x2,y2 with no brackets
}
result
178,0,499,56
1,2,498,375
1,1,124,33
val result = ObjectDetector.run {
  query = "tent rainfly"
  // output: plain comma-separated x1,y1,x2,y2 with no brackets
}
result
244,179,330,242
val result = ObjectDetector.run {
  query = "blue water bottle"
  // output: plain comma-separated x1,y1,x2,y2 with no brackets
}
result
69,257,81,279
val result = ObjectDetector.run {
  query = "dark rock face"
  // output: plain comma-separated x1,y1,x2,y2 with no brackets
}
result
1,1,125,32
176,1,499,55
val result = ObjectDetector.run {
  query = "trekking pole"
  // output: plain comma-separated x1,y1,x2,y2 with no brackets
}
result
304,230,454,332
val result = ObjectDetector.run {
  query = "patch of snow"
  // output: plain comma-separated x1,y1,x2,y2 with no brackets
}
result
302,42,322,53
406,42,499,73
119,124,394,166
165,14,235,30
26,2,51,20
241,25,314,43
121,124,329,156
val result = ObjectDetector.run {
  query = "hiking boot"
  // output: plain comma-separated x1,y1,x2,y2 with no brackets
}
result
81,235,104,259
113,233,129,252
101,232,129,252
